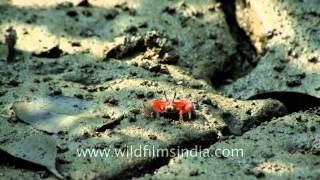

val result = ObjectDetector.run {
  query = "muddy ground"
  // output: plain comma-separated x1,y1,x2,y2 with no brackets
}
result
0,0,319,179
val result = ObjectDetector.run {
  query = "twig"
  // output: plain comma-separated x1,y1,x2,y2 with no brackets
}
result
5,26,17,63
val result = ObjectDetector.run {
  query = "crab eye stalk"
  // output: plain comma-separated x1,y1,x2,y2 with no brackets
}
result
164,92,168,101
173,92,176,100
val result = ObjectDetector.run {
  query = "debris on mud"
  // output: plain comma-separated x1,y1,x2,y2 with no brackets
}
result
95,118,122,132
32,44,64,59
63,72,98,85
104,9,119,20
73,0,90,7
104,31,178,64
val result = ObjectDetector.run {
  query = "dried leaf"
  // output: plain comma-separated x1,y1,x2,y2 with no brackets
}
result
13,96,94,133
0,134,63,179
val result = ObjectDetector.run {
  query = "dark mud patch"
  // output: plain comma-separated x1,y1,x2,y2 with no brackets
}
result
104,31,178,64
249,91,320,113
212,0,257,87
0,150,45,172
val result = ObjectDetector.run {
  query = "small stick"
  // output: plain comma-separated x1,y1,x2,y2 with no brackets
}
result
5,26,17,63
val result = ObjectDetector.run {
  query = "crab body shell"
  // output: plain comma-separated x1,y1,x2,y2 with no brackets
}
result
144,98,195,121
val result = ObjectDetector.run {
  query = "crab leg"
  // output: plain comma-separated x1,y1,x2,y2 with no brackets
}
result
188,111,192,120
179,110,184,122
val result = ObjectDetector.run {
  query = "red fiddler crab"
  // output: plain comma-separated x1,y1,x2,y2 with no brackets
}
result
144,92,195,121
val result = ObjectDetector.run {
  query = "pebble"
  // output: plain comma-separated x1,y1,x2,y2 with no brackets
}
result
146,91,154,98
105,9,119,20
136,91,145,98
130,108,140,115
286,79,301,87
104,97,118,105
148,134,157,140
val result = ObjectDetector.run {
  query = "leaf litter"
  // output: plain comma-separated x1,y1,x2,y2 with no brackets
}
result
0,134,63,179
13,96,102,133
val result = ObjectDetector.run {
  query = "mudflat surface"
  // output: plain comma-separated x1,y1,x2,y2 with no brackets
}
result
221,0,320,99
0,0,319,179
144,111,320,180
